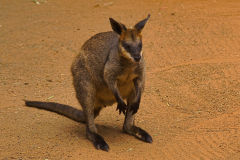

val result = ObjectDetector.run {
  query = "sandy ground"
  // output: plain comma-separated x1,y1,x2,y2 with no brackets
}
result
1,0,240,159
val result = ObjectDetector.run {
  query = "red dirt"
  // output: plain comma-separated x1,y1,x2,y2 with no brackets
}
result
1,0,240,159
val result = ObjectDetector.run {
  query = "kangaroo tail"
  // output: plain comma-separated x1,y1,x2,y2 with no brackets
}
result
24,100,85,123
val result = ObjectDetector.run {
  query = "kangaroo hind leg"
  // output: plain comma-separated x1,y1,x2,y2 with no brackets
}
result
123,90,153,143
76,83,109,151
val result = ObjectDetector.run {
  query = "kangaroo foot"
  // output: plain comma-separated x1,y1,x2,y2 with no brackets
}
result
123,126,153,143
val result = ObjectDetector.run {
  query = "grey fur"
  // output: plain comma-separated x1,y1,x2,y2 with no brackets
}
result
25,15,152,151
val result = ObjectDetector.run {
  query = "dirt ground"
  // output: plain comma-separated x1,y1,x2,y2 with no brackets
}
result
1,0,240,159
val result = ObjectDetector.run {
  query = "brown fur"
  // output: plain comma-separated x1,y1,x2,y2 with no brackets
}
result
25,15,152,151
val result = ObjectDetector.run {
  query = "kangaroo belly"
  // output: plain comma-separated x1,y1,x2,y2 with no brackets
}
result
96,81,134,106
119,81,134,100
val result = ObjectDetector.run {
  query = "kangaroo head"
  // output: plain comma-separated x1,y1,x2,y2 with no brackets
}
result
109,14,150,63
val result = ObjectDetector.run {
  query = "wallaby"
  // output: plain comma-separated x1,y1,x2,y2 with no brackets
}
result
25,14,152,152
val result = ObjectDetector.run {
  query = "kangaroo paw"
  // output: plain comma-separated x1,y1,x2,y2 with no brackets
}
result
129,101,140,115
116,100,127,115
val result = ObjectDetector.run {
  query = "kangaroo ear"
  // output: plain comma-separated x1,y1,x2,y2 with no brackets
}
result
134,14,150,33
109,18,127,35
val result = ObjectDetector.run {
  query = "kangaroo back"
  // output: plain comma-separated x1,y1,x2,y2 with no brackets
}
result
71,31,119,87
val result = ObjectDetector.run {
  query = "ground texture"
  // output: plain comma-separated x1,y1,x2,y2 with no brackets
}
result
0,0,240,159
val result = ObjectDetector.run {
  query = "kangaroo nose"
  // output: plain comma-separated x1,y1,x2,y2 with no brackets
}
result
134,55,141,62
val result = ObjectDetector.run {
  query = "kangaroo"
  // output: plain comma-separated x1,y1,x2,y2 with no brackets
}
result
25,14,152,152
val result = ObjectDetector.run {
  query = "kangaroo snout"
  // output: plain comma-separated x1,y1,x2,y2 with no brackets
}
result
133,55,141,62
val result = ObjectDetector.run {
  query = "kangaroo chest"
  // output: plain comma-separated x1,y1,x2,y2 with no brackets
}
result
96,66,138,106
117,66,138,85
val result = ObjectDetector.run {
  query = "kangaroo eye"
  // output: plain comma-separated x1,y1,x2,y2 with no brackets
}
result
125,45,130,50
122,42,131,51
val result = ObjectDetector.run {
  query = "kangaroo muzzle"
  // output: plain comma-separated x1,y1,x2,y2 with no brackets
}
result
133,55,141,62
